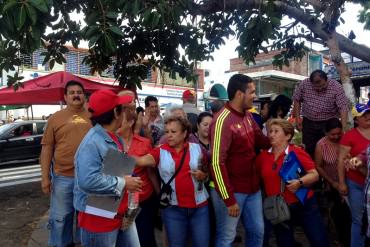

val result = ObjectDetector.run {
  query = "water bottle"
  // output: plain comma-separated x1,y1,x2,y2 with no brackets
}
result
128,173,139,209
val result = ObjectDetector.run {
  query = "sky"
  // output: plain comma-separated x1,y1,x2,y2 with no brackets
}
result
202,2,370,81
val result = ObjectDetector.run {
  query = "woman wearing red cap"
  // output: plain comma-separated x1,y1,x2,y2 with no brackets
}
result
74,90,143,247
134,116,210,247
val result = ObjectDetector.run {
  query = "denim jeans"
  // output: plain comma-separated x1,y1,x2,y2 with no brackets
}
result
210,189,264,247
347,178,365,247
48,174,79,247
161,205,210,247
80,224,140,247
136,194,158,247
272,196,329,247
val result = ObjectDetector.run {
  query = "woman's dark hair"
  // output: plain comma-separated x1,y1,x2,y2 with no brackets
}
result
197,112,213,125
164,115,192,140
136,106,144,114
144,96,158,107
325,118,342,132
90,105,123,126
260,101,270,111
268,95,292,119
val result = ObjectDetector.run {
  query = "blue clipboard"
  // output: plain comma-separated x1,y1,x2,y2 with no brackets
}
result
279,151,309,204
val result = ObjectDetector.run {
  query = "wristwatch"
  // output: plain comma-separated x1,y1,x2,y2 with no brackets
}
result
298,178,304,186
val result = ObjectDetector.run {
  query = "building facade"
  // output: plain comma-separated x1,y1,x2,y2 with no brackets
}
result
0,47,205,119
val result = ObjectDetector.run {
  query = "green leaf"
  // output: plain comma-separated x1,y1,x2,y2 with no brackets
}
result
270,17,280,26
29,0,48,13
2,0,18,13
17,5,27,30
42,53,50,65
25,4,37,25
85,26,99,39
106,11,118,19
152,13,160,28
109,25,124,37
86,12,100,25
49,59,55,70
88,34,101,47
132,0,139,15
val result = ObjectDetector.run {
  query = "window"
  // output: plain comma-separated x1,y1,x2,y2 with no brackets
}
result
66,52,79,74
13,124,33,137
36,122,46,134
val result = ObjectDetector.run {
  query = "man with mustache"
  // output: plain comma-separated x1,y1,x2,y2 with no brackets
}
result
292,70,349,158
40,80,92,247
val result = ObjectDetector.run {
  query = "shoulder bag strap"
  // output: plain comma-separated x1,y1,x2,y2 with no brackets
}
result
161,147,188,186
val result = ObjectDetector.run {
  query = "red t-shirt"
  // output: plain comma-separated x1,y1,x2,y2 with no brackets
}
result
149,142,207,208
256,145,315,205
340,128,370,185
78,132,129,233
129,135,153,202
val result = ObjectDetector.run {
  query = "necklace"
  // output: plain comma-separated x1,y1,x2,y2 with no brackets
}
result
123,135,132,152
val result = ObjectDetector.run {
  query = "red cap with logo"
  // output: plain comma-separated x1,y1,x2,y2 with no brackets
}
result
182,89,195,99
88,90,133,117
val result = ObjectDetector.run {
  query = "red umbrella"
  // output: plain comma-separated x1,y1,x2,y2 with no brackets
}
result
0,71,124,105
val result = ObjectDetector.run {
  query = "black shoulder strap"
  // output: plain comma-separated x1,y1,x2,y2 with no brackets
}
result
161,147,188,186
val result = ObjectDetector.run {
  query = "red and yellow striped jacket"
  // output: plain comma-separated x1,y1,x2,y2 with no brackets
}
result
210,103,270,206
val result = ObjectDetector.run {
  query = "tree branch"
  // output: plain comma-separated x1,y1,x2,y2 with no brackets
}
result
301,0,323,10
191,0,370,63
284,34,324,45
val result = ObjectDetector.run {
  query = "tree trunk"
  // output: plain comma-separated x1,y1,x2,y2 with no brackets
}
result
325,32,356,105
325,31,355,126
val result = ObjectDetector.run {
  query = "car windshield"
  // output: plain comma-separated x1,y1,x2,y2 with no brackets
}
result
0,123,15,136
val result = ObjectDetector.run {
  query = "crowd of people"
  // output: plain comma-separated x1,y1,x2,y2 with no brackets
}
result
39,69,370,247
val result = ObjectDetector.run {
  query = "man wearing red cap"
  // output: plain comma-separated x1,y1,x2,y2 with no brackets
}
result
40,80,92,247
182,89,201,133
74,89,142,247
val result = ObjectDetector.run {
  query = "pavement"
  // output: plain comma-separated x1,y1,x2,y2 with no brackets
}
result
26,211,169,247
27,212,48,247
27,212,312,247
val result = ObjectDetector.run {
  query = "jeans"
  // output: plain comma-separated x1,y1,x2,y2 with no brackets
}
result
161,205,210,247
48,174,79,247
80,224,140,247
136,194,158,247
347,178,366,247
272,196,329,247
210,189,264,247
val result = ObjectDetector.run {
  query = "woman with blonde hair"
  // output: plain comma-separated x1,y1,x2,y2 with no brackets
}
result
256,119,329,247
134,116,209,247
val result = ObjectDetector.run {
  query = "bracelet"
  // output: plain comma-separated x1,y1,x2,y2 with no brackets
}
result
298,178,304,186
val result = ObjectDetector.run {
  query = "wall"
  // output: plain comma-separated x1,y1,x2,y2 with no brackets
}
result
229,50,310,76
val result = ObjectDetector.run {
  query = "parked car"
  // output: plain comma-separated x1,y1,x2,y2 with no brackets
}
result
0,120,47,165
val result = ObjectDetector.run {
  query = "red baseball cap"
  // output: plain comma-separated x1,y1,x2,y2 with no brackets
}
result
182,89,195,99
89,90,133,117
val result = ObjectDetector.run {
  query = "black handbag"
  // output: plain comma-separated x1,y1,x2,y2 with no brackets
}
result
158,148,187,209
263,177,290,225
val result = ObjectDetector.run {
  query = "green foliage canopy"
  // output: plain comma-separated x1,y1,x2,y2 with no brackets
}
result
0,0,369,90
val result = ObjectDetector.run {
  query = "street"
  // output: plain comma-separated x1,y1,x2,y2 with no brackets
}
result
0,163,41,188
0,180,49,247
